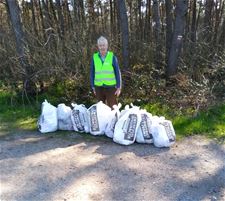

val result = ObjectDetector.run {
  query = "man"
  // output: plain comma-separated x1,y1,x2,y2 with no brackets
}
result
90,36,122,108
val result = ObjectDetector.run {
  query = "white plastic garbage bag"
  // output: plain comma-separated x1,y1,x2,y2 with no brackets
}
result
151,116,176,147
113,106,141,145
136,110,153,144
57,103,73,130
38,100,58,133
71,103,89,133
119,104,130,118
105,103,122,138
88,101,112,135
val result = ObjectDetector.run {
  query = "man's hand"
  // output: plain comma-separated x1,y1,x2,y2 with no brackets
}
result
115,88,121,97
92,88,96,95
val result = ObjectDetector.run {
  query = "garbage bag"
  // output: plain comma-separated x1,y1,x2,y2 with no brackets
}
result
105,103,122,138
88,101,112,135
38,100,58,133
57,103,74,131
71,103,89,133
136,110,153,144
119,104,130,118
151,116,176,147
113,106,141,145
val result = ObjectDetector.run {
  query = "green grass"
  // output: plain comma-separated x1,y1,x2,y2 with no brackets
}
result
0,105,39,133
144,102,225,141
0,90,107,141
175,105,225,140
0,90,39,135
0,89,224,142
0,87,71,135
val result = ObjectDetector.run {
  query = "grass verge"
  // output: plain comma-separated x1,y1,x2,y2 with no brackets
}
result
144,102,225,141
0,89,224,142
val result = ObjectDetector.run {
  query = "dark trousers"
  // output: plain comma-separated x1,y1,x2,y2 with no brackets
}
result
95,87,117,109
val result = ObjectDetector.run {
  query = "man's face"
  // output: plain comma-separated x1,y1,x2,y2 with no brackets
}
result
98,42,108,56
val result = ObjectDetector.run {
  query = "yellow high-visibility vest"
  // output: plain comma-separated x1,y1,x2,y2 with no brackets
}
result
93,51,116,86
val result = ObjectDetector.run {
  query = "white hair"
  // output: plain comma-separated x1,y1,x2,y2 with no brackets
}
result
97,36,108,46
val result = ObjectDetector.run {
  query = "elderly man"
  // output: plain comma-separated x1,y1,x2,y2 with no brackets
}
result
90,36,122,108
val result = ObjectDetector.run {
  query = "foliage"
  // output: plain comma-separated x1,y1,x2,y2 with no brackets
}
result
39,78,94,107
1,0,225,97
1,0,225,141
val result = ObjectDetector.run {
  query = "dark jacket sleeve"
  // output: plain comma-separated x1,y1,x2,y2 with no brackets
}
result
112,56,122,89
90,58,95,89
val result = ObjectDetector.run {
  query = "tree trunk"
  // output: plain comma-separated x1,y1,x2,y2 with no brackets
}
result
62,0,73,32
152,0,162,68
56,0,65,39
165,0,173,65
109,0,114,39
115,0,120,45
128,0,133,41
33,0,41,37
166,0,188,79
49,0,60,35
79,0,86,25
213,0,224,45
38,0,46,40
87,0,96,43
116,0,129,70
30,0,38,35
144,0,151,42
134,0,138,42
77,0,86,38
196,0,202,32
41,0,52,29
6,0,36,94
204,0,213,43
138,0,143,40
190,0,197,43
218,17,225,52
71,0,78,23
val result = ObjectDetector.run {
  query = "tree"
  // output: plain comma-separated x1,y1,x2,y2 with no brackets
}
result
6,0,36,94
190,0,197,43
1,0,224,101
55,0,65,39
203,0,213,43
116,0,129,70
218,17,225,52
30,0,38,35
214,0,225,46
166,0,188,79
165,0,173,65
152,0,162,68
144,0,152,42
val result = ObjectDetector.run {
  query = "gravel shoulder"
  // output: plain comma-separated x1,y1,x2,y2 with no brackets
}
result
0,131,225,201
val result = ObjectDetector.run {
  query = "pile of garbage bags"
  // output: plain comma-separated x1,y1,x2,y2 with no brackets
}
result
37,100,176,147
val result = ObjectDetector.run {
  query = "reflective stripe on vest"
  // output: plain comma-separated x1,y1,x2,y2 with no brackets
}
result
93,51,116,86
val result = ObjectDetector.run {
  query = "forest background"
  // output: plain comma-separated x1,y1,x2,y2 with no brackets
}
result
0,0,224,140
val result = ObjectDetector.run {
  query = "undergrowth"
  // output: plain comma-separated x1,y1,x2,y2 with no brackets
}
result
0,89,224,142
